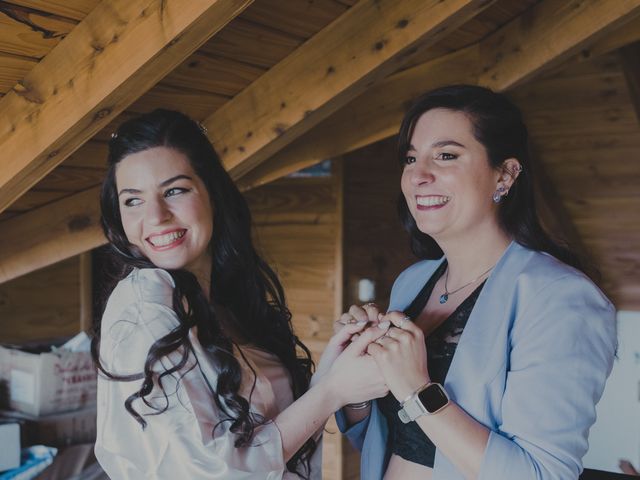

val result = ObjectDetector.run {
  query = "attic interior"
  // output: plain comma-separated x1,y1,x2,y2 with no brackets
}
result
0,0,639,478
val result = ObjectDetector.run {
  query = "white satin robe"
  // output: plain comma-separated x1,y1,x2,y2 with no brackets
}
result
95,268,321,479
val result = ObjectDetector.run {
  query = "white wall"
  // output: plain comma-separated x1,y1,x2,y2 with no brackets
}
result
584,311,640,473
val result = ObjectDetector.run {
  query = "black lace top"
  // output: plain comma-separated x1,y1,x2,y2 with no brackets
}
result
378,261,485,468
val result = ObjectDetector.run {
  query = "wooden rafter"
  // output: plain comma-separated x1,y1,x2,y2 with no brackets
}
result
238,46,478,189
240,0,640,189
205,0,494,179
570,14,640,62
0,186,102,284
0,0,254,214
478,0,640,90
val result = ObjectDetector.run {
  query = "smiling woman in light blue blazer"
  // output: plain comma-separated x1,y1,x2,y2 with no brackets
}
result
332,85,617,480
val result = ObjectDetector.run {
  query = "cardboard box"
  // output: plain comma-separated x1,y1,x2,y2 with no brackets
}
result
1,407,96,448
0,339,97,416
0,421,20,471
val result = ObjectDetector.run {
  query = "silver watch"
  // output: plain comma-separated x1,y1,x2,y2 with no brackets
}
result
398,382,450,424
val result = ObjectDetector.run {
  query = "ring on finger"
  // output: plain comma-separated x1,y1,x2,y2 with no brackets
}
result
337,314,358,325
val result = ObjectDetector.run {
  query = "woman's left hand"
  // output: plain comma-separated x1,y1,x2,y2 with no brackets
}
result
367,311,431,402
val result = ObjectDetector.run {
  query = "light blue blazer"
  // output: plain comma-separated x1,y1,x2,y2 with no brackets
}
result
336,242,616,480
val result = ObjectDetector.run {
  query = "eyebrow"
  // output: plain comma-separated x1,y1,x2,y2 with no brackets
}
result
407,140,466,151
432,140,465,148
118,174,193,197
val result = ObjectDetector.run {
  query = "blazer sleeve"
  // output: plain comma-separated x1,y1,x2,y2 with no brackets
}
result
478,273,617,479
95,269,290,479
335,408,371,451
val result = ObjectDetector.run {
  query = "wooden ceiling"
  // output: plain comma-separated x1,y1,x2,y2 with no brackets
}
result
0,0,639,308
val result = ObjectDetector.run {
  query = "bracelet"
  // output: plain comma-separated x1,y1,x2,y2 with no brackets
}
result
345,401,371,410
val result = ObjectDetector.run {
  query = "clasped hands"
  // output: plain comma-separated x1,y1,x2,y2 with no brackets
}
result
314,303,431,411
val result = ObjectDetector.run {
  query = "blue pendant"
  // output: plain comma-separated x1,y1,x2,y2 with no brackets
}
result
439,293,448,304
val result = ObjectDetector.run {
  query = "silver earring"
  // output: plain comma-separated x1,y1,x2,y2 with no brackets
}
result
493,185,506,203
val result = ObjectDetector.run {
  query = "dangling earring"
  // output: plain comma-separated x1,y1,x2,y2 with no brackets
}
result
492,185,506,203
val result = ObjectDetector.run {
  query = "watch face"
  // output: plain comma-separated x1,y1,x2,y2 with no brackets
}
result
418,383,449,413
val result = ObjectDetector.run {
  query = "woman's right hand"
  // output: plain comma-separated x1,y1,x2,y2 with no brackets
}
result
324,324,391,409
313,302,383,384
313,319,369,387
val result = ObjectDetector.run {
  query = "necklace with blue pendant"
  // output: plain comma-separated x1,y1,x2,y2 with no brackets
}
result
440,264,496,304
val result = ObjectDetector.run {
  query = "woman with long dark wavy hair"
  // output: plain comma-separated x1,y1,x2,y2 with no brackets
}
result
92,109,386,479
333,85,617,479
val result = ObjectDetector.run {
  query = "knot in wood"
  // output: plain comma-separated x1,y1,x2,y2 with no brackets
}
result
68,215,92,232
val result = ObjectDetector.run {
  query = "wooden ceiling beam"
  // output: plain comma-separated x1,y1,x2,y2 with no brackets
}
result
240,0,640,189
579,15,640,61
478,0,640,90
205,0,495,179
0,0,254,214
237,46,478,189
0,186,103,284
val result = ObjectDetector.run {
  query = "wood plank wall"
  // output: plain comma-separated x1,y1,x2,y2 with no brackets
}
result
245,166,345,479
343,137,415,310
0,256,81,343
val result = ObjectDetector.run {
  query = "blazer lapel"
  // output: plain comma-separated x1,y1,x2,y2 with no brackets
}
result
444,242,533,397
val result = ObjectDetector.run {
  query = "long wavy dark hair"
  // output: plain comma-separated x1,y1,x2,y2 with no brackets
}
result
91,109,316,476
397,84,585,274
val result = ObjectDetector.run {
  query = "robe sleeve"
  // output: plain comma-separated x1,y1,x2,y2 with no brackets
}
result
95,268,293,479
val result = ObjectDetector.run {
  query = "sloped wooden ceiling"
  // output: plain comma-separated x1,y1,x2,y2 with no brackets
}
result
0,0,639,308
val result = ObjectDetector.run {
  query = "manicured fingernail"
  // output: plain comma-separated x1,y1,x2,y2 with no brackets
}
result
378,321,390,329
377,313,383,321
356,320,367,326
